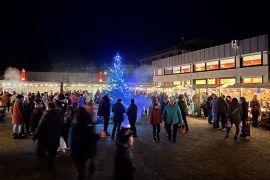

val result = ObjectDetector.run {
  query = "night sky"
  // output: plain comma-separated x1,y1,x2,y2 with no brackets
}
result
1,0,269,71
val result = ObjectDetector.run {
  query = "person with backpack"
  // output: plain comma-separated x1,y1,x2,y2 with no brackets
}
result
30,94,46,135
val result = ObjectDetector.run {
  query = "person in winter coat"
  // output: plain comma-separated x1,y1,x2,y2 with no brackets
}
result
12,94,25,139
113,128,136,180
0,92,9,111
71,102,106,179
30,95,46,134
250,95,261,127
201,98,208,119
32,102,63,172
206,95,213,124
97,93,111,136
78,94,85,108
111,99,126,140
23,96,32,135
127,99,138,138
239,97,249,137
94,89,101,104
163,98,183,143
210,94,218,128
150,102,162,142
160,97,169,135
216,96,228,130
177,95,189,131
70,92,78,110
225,98,243,139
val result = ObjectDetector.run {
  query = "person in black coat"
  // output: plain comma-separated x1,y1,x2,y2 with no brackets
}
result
97,93,111,136
178,95,189,131
111,99,126,140
32,102,63,172
127,99,138,138
114,128,136,180
240,97,249,137
23,96,32,134
30,95,46,134
71,102,106,179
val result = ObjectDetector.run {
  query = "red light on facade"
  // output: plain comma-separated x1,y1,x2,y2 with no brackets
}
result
99,71,103,82
21,69,26,81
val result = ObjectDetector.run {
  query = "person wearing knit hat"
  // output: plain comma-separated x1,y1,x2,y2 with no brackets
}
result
113,128,136,180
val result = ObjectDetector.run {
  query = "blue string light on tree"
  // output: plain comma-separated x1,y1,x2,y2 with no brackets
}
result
106,53,131,108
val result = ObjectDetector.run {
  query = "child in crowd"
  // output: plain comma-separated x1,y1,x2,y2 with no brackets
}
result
150,102,162,143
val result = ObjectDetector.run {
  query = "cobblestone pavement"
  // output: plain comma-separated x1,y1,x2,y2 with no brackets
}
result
1,113,270,180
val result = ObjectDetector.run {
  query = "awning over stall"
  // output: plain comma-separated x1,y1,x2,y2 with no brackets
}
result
226,83,270,88
158,85,177,88
192,84,223,89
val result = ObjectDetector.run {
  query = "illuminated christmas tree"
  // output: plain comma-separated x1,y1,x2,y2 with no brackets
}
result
107,53,131,107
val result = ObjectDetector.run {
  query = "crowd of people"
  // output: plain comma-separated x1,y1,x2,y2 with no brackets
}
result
0,88,261,179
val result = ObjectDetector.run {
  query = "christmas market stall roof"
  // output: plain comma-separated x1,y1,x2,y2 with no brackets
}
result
191,84,223,89
226,83,270,88
158,85,177,88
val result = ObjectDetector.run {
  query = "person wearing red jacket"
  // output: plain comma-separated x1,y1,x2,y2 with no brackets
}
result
150,102,162,143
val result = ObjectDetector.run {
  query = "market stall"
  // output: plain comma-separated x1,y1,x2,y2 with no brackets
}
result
190,84,223,116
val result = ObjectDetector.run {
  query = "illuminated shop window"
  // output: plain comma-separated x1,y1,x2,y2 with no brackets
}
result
155,69,162,76
164,68,173,75
155,82,162,86
173,81,181,85
173,67,180,74
194,63,205,72
164,82,173,85
220,78,235,86
207,79,216,84
181,65,190,73
195,79,207,84
220,59,235,69
206,61,219,70
242,77,262,83
242,54,262,67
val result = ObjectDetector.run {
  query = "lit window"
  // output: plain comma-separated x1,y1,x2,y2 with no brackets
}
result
194,63,205,72
164,68,172,75
206,61,219,70
173,67,180,74
155,69,162,76
195,79,206,84
155,82,162,86
207,79,216,84
181,65,190,73
173,81,181,85
220,78,235,86
242,77,262,83
242,54,262,67
220,59,235,69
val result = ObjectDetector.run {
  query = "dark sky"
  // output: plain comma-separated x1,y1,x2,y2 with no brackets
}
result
1,0,269,71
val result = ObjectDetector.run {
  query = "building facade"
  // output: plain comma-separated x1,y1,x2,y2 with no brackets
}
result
152,34,269,87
